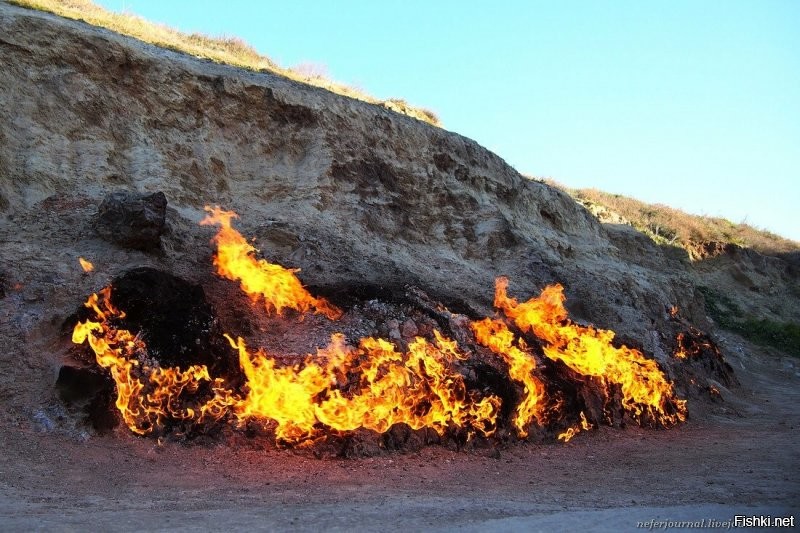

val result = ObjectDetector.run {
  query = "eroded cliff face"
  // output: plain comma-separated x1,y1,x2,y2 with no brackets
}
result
0,0,707,385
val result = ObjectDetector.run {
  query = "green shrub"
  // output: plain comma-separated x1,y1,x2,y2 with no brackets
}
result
698,286,800,356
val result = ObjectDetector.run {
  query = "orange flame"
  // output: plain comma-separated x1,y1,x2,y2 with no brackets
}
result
673,329,719,361
200,206,341,320
557,411,592,442
72,288,236,435
493,277,686,427
470,318,546,437
229,330,499,444
70,208,688,446
674,332,688,359
78,257,94,273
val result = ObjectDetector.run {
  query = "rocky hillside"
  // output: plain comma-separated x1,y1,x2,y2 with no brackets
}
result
552,183,800,258
7,0,441,125
0,0,796,435
548,182,800,354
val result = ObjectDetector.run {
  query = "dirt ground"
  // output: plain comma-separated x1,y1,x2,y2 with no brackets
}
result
0,333,797,532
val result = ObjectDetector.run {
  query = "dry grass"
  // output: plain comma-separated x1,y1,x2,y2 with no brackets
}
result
539,179,800,258
7,0,441,126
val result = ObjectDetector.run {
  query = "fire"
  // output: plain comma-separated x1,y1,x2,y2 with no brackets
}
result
78,257,94,272
200,206,341,320
229,330,499,444
493,277,686,427
674,329,717,360
73,287,499,443
557,411,592,443
470,318,546,437
70,207,688,447
72,288,235,435
674,332,688,359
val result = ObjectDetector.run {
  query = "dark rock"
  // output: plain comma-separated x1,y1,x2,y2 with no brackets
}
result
94,191,167,250
56,364,119,432
672,327,737,395
462,358,520,426
56,365,109,404
107,267,236,375
63,268,240,436
86,387,120,432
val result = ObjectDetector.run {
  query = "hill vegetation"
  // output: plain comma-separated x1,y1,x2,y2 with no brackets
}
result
8,0,441,126
542,179,800,258
537,180,800,355
697,286,800,356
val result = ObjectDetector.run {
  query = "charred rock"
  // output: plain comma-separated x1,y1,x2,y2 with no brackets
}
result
94,191,167,250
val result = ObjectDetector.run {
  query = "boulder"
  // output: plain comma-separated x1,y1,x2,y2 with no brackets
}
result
94,191,167,250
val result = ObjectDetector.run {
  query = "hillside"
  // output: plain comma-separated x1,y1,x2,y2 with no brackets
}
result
536,179,800,354
0,1,798,529
1,0,714,352
7,0,440,125
545,180,800,258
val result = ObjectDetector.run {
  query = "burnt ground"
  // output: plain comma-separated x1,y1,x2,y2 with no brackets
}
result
0,333,797,531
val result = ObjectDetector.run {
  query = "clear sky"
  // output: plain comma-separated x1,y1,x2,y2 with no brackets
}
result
97,0,800,241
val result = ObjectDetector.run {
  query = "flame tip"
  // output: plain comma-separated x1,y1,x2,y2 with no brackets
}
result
78,257,94,273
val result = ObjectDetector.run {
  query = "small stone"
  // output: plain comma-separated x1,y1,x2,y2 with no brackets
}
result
400,319,418,339
386,319,401,341
22,288,40,302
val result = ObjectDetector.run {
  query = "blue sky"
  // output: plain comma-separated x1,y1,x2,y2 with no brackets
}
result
97,0,800,241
